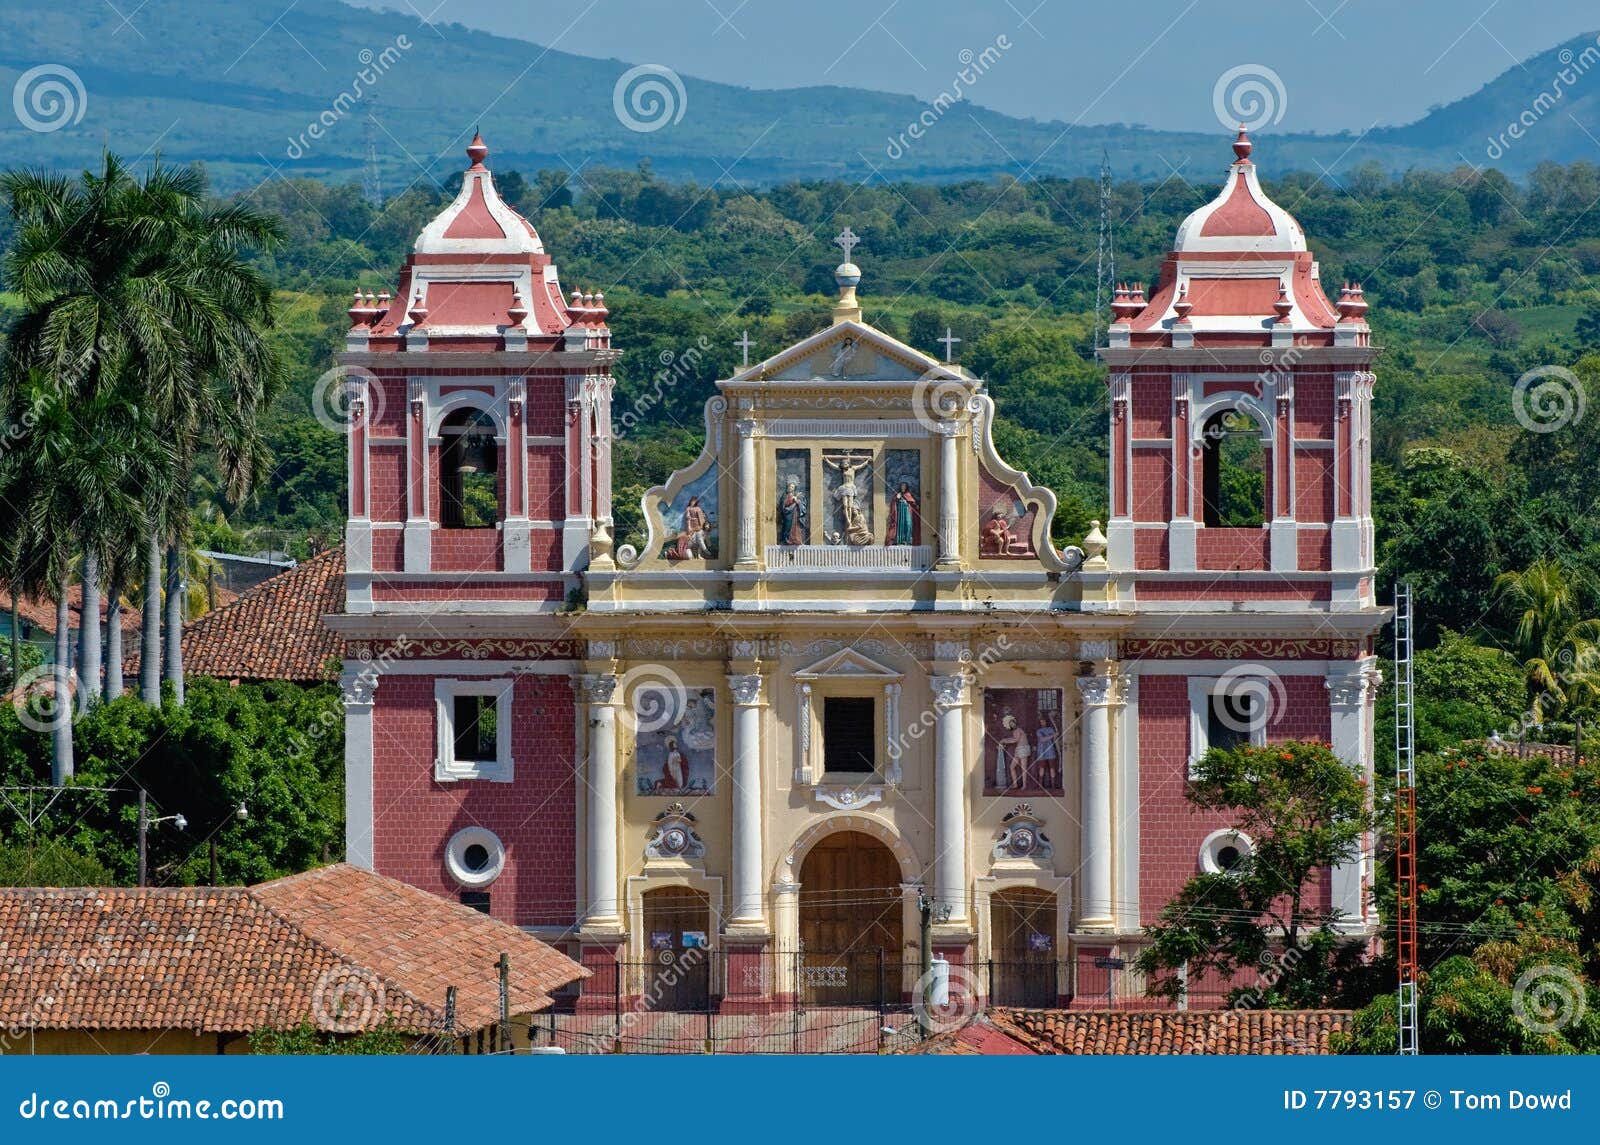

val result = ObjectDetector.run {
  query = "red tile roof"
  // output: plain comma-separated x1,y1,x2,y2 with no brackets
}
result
902,1009,1353,1055
126,546,346,683
0,584,143,637
0,864,584,1037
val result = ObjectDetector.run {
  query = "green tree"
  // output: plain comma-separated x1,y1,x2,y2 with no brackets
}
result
1134,741,1374,1007
1494,559,1600,722
248,1020,412,1055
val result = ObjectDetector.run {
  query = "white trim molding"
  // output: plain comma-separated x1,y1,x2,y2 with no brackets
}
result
433,676,516,782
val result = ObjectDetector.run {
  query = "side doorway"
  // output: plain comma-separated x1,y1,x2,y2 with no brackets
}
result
640,887,713,1011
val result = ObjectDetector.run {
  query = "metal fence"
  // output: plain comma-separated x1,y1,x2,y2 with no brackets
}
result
527,949,1238,1054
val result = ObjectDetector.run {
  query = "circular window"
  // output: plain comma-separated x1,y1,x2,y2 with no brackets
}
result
445,827,505,887
1199,828,1255,875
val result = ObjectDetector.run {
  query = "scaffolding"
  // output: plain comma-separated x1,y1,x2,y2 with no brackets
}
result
1393,582,1419,1054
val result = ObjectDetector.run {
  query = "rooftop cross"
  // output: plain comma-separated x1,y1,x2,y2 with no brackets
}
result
833,226,860,261
735,330,755,368
939,327,961,363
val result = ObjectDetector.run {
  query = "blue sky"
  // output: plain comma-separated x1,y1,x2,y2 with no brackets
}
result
348,0,1597,133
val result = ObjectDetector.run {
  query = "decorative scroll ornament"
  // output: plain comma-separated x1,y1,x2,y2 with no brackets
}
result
993,804,1053,862
644,803,705,860
349,638,580,662
1122,638,1364,660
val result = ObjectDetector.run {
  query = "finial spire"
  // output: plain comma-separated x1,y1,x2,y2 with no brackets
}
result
1232,124,1252,163
467,128,489,169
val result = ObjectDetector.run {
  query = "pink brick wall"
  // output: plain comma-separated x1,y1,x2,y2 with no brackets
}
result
431,528,503,572
1297,528,1331,570
369,446,407,522
1196,527,1269,571
1130,376,1170,437
371,673,577,928
1137,672,1333,925
527,446,566,522
1130,450,1171,523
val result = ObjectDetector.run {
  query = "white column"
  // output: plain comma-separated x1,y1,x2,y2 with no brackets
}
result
937,422,960,566
727,673,766,928
736,419,758,566
341,664,378,870
1077,672,1118,931
1327,662,1373,932
931,673,970,921
582,673,621,927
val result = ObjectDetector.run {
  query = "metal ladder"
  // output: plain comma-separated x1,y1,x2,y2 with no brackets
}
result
1393,583,1420,1055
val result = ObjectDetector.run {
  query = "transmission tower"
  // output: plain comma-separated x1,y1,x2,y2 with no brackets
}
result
362,98,383,208
1092,149,1116,350
1393,582,1420,1054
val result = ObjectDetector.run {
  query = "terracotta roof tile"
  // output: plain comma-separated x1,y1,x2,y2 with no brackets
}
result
0,584,142,637
0,864,584,1036
125,546,346,683
902,1008,1353,1055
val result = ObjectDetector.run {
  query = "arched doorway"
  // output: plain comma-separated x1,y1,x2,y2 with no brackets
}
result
639,887,711,1011
797,831,905,1005
989,888,1058,1007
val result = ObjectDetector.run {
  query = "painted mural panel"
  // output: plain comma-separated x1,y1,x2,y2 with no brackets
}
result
823,449,873,545
885,449,923,546
979,472,1038,558
982,688,1063,795
636,687,718,795
659,465,718,560
776,449,811,546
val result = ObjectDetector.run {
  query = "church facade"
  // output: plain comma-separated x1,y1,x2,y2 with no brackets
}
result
335,128,1382,1009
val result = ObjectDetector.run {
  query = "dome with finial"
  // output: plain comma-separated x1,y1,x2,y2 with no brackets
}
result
1173,127,1306,254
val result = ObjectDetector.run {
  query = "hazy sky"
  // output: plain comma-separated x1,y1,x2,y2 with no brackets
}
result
347,0,1598,133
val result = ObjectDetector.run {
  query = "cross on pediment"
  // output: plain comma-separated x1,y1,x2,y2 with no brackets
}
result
833,227,860,261
939,327,961,363
735,330,755,367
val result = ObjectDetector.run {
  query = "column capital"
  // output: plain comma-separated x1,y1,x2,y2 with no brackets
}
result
726,673,765,706
930,673,971,708
1075,672,1122,708
340,665,379,709
735,418,764,439
578,672,620,705
1325,669,1370,709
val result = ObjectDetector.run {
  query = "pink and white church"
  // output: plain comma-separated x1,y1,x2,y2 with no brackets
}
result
333,128,1382,1009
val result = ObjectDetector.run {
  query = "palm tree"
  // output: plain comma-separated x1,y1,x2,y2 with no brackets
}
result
0,378,142,780
1495,559,1600,723
3,156,285,706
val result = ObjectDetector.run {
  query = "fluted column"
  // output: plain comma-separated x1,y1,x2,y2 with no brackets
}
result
1076,671,1119,931
581,673,621,928
1327,663,1375,931
931,672,970,921
736,419,759,566
727,672,766,928
937,421,960,566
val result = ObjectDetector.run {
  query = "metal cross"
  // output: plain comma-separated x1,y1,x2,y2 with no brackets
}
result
735,330,755,367
833,226,860,261
939,326,961,363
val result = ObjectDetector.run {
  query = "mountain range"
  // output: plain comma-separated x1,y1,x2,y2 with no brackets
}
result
1,0,1597,189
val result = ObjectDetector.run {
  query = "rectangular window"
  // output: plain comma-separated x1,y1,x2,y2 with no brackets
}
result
1206,690,1256,754
453,695,497,762
823,696,876,774
435,678,514,783
460,891,491,914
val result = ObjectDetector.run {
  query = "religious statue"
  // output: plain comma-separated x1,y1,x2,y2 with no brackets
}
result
824,451,873,546
665,495,713,560
829,336,858,378
997,712,1032,791
887,481,920,545
778,477,809,546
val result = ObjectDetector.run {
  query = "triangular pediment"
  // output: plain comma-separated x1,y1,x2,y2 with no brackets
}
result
794,647,903,680
733,321,963,385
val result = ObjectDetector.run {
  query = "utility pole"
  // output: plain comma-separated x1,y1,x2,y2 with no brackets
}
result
498,953,512,1053
136,788,187,888
1092,148,1116,351
916,889,951,1038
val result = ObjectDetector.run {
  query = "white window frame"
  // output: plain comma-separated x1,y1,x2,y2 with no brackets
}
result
1187,675,1267,778
435,677,515,782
